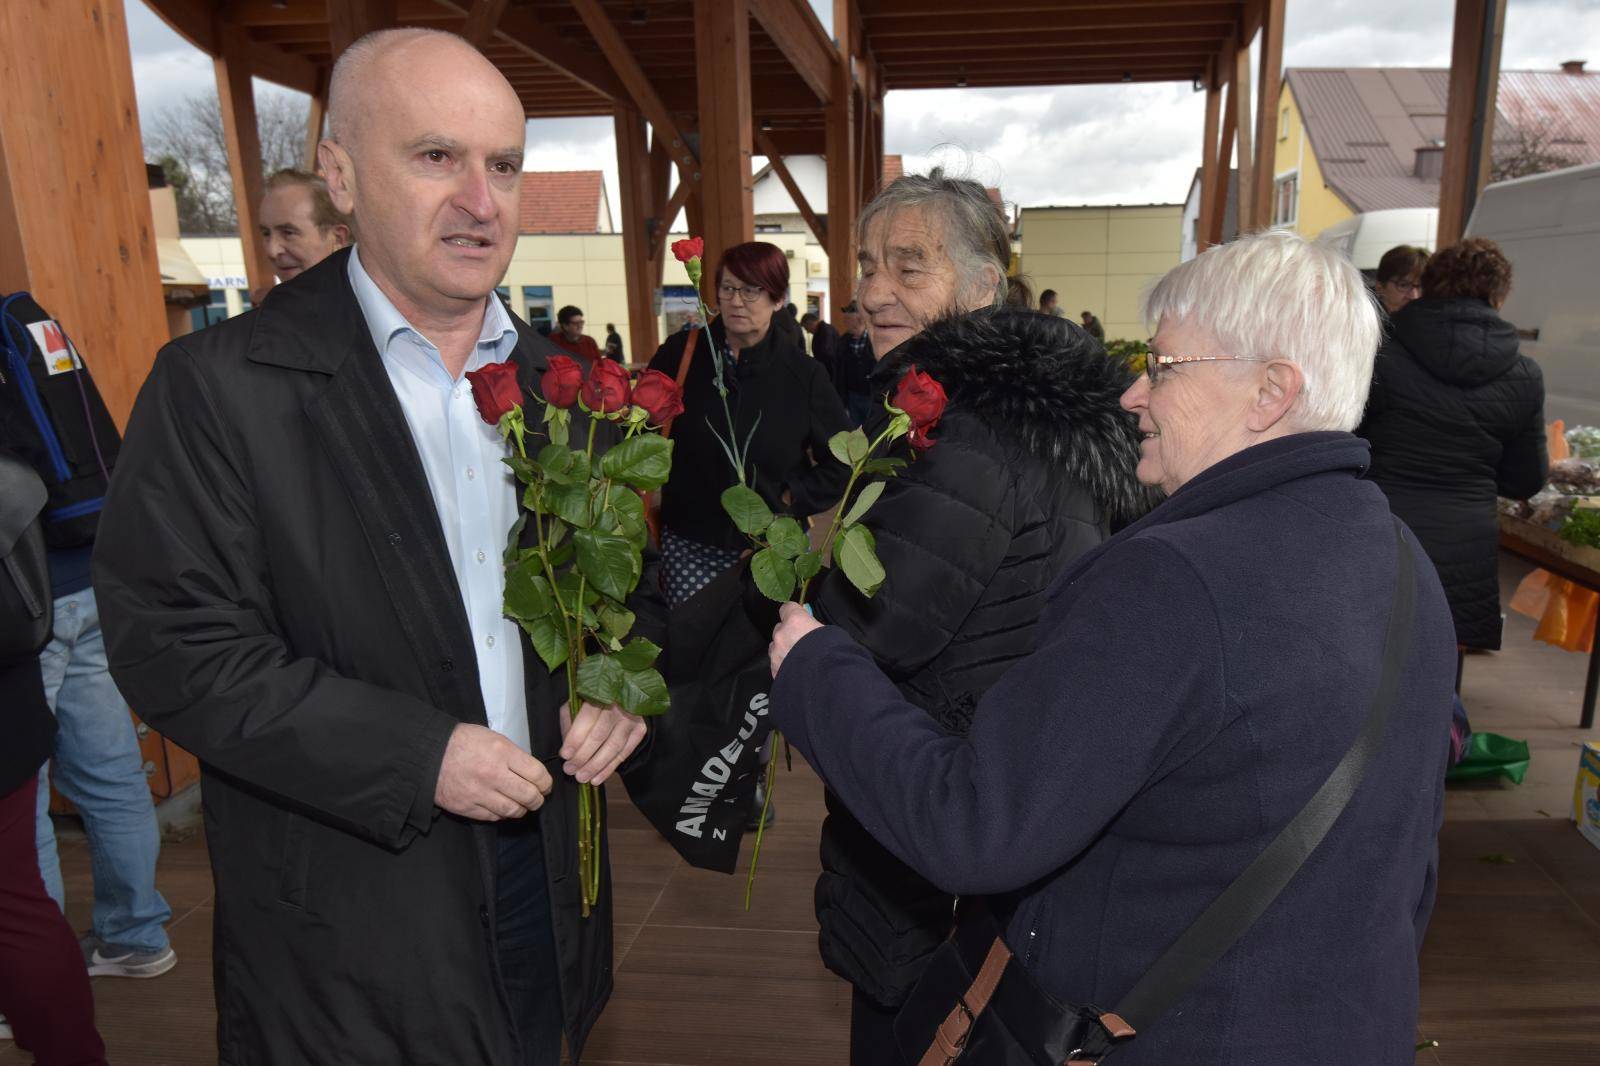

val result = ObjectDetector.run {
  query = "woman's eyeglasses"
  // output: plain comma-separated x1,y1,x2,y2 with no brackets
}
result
1144,351,1252,386
717,283,768,304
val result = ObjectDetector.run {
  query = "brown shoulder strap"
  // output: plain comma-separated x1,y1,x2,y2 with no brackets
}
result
660,326,699,440
918,937,1011,1066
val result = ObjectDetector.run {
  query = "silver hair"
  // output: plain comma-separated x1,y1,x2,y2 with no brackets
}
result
1142,230,1381,432
327,27,472,149
857,167,1009,309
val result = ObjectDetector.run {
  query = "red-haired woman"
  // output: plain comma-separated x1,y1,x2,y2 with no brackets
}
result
648,241,850,608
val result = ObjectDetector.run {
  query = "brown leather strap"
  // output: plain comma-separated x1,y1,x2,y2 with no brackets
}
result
1064,1013,1137,1065
659,325,699,440
917,936,1012,1066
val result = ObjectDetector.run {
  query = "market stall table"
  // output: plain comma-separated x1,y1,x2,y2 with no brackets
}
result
1498,513,1600,728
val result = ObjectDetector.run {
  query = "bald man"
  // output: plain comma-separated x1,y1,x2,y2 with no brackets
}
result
95,29,664,1065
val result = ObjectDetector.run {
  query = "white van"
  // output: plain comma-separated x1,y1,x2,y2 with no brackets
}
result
1467,162,1600,427
1315,208,1439,274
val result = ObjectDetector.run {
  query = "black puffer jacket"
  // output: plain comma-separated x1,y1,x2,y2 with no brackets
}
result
809,309,1151,1009
1357,297,1546,649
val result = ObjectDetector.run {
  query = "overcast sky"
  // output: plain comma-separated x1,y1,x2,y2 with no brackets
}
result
126,0,1600,214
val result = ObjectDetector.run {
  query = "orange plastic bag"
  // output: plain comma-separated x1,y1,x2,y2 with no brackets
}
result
1510,568,1597,653
1548,419,1570,462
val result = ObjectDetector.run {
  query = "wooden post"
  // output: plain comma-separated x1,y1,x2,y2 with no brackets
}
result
1198,56,1222,251
215,24,274,299
826,0,858,327
1232,41,1255,234
1252,0,1285,230
0,0,168,429
303,79,327,171
616,106,659,364
327,0,398,58
1206,51,1238,249
693,0,754,285
1438,0,1507,247
754,129,827,245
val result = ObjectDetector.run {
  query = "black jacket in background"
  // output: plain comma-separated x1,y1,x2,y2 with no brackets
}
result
1357,297,1546,649
808,309,1152,1009
808,320,841,385
836,331,875,400
648,316,850,551
94,249,666,1065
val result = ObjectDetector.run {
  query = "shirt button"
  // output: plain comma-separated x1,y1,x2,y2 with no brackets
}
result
476,550,487,563
486,635,496,649
466,467,476,480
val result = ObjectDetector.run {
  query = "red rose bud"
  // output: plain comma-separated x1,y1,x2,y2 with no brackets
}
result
632,368,686,425
581,358,633,414
541,355,583,409
671,237,705,264
465,360,523,426
892,366,948,432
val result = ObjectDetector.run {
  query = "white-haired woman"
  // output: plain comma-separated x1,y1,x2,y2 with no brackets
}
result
768,231,1457,1064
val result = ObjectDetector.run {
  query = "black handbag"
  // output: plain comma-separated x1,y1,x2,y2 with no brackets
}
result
895,519,1419,1065
0,451,53,659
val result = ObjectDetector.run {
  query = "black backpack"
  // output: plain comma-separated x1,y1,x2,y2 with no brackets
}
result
0,293,120,548
0,451,51,659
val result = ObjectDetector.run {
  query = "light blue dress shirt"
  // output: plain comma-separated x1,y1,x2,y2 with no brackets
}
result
348,248,532,753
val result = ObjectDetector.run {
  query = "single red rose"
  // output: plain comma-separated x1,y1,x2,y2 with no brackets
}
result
907,424,938,452
671,237,705,264
631,368,686,426
541,355,583,409
465,360,523,426
892,366,947,433
581,357,633,414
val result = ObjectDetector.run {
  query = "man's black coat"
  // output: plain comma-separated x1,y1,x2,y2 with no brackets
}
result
94,249,663,1065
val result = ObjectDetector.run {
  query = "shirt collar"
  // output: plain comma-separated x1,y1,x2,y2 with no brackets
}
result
347,246,519,377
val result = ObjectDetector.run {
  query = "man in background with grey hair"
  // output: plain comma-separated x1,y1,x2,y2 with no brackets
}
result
95,27,660,1065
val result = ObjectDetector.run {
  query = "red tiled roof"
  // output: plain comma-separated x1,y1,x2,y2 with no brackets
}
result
1287,67,1600,213
882,155,904,185
518,171,604,234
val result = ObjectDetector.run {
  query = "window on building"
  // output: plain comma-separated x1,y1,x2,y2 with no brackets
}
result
755,222,783,233
190,289,230,331
1279,106,1290,140
521,286,554,335
1272,173,1299,228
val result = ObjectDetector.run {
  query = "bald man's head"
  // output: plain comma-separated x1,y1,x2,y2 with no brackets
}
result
317,28,526,325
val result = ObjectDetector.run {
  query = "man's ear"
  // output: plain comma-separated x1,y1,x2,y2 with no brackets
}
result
1247,359,1304,433
318,140,356,216
330,223,352,249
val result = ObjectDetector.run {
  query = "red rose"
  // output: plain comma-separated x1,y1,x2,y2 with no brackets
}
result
631,368,686,426
541,355,583,409
581,358,633,415
892,366,947,444
671,237,705,263
465,360,523,426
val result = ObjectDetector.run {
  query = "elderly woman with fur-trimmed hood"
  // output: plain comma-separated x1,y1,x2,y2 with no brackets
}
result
799,169,1150,1063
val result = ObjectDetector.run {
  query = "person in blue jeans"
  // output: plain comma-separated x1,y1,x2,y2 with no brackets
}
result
34,544,174,979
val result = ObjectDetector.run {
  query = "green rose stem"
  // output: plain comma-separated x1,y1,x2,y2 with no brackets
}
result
743,414,908,911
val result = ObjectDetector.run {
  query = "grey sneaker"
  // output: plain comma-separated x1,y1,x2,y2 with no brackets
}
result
80,933,177,978
0,1013,11,1040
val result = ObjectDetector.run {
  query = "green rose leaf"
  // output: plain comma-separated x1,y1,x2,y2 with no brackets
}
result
618,665,670,717
793,549,824,584
766,516,809,560
548,541,574,568
504,563,555,620
503,455,537,484
861,457,907,476
546,481,592,528
599,604,636,641
721,484,774,536
841,480,885,529
750,547,797,602
544,405,570,447
575,653,623,706
613,636,662,673
526,616,569,672
606,484,650,551
600,433,674,491
502,513,529,563
844,427,872,464
826,430,853,466
547,518,569,548
556,569,600,608
836,524,885,598
573,528,637,602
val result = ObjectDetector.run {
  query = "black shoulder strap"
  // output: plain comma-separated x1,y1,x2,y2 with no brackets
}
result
1109,517,1418,1036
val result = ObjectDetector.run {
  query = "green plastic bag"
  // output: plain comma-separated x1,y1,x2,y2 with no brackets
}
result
1445,732,1532,785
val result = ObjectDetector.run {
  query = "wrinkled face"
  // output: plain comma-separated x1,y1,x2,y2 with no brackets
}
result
561,314,585,342
320,36,524,319
259,184,345,281
1119,315,1262,494
716,268,780,340
1375,276,1420,315
856,205,994,359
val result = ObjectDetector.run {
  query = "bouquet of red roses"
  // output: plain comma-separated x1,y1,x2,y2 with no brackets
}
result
466,354,685,916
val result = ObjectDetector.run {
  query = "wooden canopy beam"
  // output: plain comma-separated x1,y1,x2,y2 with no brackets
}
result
864,5,1239,36
434,1,624,100
326,0,396,58
1438,0,1507,247
1207,75,1237,248
694,0,755,282
215,22,274,298
754,129,827,245
1251,0,1284,230
1198,53,1222,251
303,74,327,170
1232,40,1255,234
749,0,836,104
460,0,509,48
616,106,660,365
826,0,860,326
571,0,699,181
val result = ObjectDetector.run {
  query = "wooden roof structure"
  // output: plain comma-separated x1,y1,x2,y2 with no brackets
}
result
0,0,1512,426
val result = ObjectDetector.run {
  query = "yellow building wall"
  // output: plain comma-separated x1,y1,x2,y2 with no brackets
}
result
1273,85,1355,240
1018,204,1183,342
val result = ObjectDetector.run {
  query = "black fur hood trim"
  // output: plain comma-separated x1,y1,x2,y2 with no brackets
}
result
881,308,1156,525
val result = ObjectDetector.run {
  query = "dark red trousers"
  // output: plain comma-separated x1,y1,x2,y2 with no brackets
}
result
0,774,107,1066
